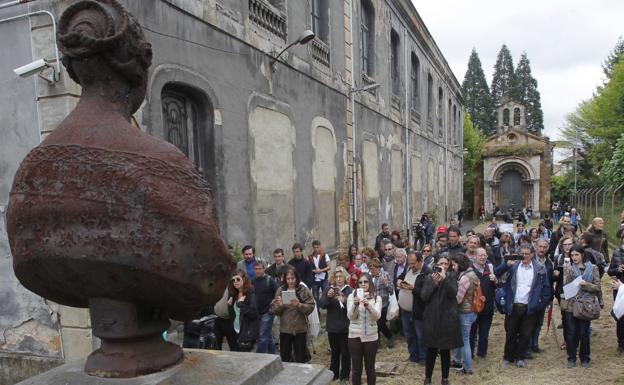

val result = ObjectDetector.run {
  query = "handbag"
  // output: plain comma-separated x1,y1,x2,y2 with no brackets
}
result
572,294,601,321
214,288,230,318
387,292,399,320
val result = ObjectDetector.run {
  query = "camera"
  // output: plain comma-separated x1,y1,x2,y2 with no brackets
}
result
13,58,59,84
504,253,523,261
432,266,443,273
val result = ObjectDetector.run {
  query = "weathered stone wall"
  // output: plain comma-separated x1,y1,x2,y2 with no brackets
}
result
0,0,462,379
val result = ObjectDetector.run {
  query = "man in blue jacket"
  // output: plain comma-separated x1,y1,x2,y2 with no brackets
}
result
495,243,551,369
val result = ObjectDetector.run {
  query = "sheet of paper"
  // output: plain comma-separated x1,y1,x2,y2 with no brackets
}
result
563,275,583,300
281,290,296,304
499,223,513,234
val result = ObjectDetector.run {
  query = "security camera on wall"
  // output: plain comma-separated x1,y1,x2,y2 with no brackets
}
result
13,58,58,83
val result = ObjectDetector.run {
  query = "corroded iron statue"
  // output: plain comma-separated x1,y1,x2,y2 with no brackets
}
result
7,0,234,378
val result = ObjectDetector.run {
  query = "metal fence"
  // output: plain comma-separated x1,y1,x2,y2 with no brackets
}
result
571,183,624,242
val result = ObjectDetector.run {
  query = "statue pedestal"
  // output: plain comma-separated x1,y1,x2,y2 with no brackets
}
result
16,349,334,385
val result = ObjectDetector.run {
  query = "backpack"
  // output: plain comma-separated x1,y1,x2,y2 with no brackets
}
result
471,280,485,313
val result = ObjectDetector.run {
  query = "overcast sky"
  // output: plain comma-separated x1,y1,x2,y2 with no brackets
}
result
413,0,624,143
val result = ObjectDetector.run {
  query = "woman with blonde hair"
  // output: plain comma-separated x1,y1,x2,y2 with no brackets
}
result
321,269,353,382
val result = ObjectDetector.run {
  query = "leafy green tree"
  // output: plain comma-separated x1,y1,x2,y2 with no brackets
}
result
490,44,516,107
463,112,485,214
462,49,495,135
602,133,624,186
515,52,544,134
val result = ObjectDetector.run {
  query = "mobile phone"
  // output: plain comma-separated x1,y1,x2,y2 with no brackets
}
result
356,288,364,299
432,266,442,273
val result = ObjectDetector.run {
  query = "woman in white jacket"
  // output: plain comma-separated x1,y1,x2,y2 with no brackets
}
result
347,272,382,385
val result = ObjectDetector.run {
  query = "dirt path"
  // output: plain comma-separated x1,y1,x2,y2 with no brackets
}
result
311,223,624,384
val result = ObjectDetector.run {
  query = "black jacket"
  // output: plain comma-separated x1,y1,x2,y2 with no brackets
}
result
252,275,278,314
228,289,259,343
608,246,624,285
319,285,353,333
289,257,313,287
421,271,462,350
473,263,496,315
443,242,467,257
588,228,609,263
404,265,432,320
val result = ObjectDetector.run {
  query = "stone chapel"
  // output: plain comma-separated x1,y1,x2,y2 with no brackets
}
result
474,98,552,218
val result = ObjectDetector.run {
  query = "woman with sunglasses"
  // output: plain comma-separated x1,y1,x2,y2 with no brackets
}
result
421,255,462,385
271,267,315,363
347,272,382,385
227,270,259,352
422,247,434,270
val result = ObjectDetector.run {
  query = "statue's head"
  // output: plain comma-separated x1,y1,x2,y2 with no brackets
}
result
58,0,152,113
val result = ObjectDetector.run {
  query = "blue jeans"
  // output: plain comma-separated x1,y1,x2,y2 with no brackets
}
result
469,311,493,357
311,279,328,308
401,310,426,361
256,313,276,354
529,307,546,350
454,312,477,370
564,312,591,363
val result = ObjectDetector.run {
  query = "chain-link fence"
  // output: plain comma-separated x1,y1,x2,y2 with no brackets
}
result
571,183,624,243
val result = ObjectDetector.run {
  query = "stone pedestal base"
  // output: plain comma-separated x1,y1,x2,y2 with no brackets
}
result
15,349,333,385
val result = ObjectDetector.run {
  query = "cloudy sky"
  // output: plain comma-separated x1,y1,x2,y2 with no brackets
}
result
414,0,624,143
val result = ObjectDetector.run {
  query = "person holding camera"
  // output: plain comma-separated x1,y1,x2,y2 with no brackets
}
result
608,232,624,353
495,243,551,369
347,273,382,385
396,251,431,363
420,255,462,385
320,268,353,383
561,244,601,367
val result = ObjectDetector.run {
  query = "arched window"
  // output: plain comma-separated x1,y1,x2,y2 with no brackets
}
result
410,53,420,110
161,84,214,183
390,29,400,94
514,107,521,126
503,108,510,126
360,0,375,76
427,74,433,124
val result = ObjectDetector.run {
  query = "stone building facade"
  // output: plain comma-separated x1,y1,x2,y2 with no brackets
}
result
0,0,462,381
474,99,551,217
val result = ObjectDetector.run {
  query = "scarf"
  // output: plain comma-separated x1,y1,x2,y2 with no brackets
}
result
571,262,593,298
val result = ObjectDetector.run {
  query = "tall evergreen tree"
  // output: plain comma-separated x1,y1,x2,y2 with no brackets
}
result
602,36,624,80
462,49,494,134
490,44,516,106
515,52,544,134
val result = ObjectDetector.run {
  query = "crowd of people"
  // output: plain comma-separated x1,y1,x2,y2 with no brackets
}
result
182,209,624,385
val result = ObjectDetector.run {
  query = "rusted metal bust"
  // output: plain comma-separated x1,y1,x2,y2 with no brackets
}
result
7,0,234,378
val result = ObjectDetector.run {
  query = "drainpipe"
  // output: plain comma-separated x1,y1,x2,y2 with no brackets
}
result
403,28,410,239
348,0,357,245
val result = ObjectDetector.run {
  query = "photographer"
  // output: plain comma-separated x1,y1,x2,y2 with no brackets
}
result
420,255,462,385
347,273,382,385
320,268,353,382
496,243,551,369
